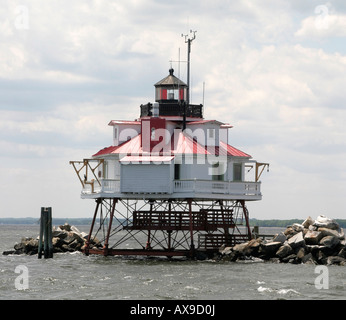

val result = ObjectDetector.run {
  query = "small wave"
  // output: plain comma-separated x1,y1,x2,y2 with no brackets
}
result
258,286,300,296
53,251,82,256
257,286,274,293
235,257,264,263
184,286,200,291
277,288,299,295
144,279,154,284
43,277,57,283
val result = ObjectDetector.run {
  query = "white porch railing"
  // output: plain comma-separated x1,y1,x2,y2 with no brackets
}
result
82,178,260,197
102,179,120,193
173,179,261,197
82,179,120,194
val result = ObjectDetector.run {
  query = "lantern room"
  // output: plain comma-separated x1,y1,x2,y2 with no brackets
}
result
140,68,203,118
155,68,187,102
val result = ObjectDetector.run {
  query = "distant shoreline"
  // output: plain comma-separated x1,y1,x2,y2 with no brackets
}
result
1,217,346,228
0,217,93,226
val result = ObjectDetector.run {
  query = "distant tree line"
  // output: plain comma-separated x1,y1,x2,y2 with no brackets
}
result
0,217,93,225
249,218,346,228
1,217,346,228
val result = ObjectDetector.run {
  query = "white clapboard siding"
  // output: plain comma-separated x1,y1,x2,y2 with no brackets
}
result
120,163,172,193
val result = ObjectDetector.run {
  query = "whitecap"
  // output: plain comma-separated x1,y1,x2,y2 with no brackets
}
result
257,286,273,293
184,286,200,291
258,286,300,296
144,279,154,284
236,257,264,263
277,288,299,295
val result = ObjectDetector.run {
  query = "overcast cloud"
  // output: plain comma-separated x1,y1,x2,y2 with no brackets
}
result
1,0,346,219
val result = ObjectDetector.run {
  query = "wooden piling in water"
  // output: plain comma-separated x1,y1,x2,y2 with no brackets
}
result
38,207,53,259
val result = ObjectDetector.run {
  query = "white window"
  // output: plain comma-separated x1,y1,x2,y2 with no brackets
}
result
233,163,242,181
208,128,215,139
211,162,225,181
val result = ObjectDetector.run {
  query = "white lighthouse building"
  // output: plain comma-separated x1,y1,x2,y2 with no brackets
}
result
71,60,268,258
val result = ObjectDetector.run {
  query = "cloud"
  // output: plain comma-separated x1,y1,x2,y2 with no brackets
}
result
1,1,346,219
295,8,346,39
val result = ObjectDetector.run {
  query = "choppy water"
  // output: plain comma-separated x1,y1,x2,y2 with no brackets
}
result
1,225,346,300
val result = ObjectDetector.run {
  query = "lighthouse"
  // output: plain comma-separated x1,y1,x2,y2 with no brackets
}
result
70,37,268,258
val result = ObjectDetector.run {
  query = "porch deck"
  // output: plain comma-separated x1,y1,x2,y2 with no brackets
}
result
80,179,262,201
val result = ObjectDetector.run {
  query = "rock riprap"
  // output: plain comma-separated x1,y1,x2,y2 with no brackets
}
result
219,215,346,265
2,223,101,255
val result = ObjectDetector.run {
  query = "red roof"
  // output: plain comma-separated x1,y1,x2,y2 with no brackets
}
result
93,134,142,157
93,133,251,158
187,120,221,125
93,145,119,157
172,132,209,155
120,155,174,163
108,120,141,126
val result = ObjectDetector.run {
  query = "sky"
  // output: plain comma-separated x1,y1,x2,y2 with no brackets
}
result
1,0,346,220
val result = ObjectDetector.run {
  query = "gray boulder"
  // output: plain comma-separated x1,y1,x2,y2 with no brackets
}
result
313,215,340,230
327,256,346,266
318,227,344,239
59,223,72,231
301,253,316,264
3,224,92,255
219,246,232,255
302,216,314,228
304,230,323,245
287,231,305,249
296,247,306,260
12,237,38,255
319,236,340,248
282,253,298,264
63,231,83,245
338,247,346,258
232,238,262,256
284,226,297,239
232,242,250,254
276,244,293,258
272,232,287,244
259,241,282,257
292,223,304,232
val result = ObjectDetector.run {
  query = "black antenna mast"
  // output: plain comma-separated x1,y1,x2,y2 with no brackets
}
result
182,30,197,107
181,30,197,130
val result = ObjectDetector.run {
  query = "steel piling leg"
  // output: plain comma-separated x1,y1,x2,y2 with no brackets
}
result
85,198,101,255
103,198,117,256
188,199,195,258
239,200,252,240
